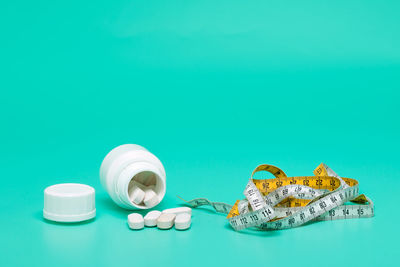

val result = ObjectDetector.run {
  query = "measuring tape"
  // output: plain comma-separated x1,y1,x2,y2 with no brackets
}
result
180,163,374,231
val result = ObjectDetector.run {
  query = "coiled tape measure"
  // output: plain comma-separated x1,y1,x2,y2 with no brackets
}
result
180,163,374,231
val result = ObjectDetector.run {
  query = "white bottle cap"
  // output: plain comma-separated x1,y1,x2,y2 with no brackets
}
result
43,183,96,223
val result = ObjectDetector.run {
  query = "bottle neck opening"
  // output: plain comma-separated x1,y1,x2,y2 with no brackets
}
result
117,162,166,209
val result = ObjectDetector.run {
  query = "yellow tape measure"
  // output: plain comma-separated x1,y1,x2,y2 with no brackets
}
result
181,163,374,231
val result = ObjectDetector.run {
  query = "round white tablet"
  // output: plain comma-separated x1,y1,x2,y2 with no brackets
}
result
174,213,191,230
129,186,145,204
144,210,162,227
157,213,176,229
127,213,144,230
144,189,159,207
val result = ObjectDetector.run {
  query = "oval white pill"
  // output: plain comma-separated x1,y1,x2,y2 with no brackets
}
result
175,213,191,230
157,213,176,229
127,213,144,230
144,189,159,207
129,186,145,204
162,207,192,216
144,210,162,227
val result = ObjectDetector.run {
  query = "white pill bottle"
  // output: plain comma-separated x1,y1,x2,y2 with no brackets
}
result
100,144,166,210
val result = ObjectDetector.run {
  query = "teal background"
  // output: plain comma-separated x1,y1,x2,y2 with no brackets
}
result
1,1,399,266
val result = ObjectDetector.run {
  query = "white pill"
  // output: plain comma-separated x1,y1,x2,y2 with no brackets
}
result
127,213,144,230
162,207,192,216
175,213,191,230
157,213,176,229
129,186,145,204
144,189,159,207
144,210,162,227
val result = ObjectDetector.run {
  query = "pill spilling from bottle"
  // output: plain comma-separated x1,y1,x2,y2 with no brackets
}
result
127,213,145,230
144,210,162,227
175,213,191,230
127,207,192,231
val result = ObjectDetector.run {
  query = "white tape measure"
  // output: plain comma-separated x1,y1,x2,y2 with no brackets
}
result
180,163,374,231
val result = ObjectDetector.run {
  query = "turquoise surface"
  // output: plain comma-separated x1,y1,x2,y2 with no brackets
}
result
1,1,399,266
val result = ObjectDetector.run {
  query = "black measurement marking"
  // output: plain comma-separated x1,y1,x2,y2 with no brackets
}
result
309,207,315,214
